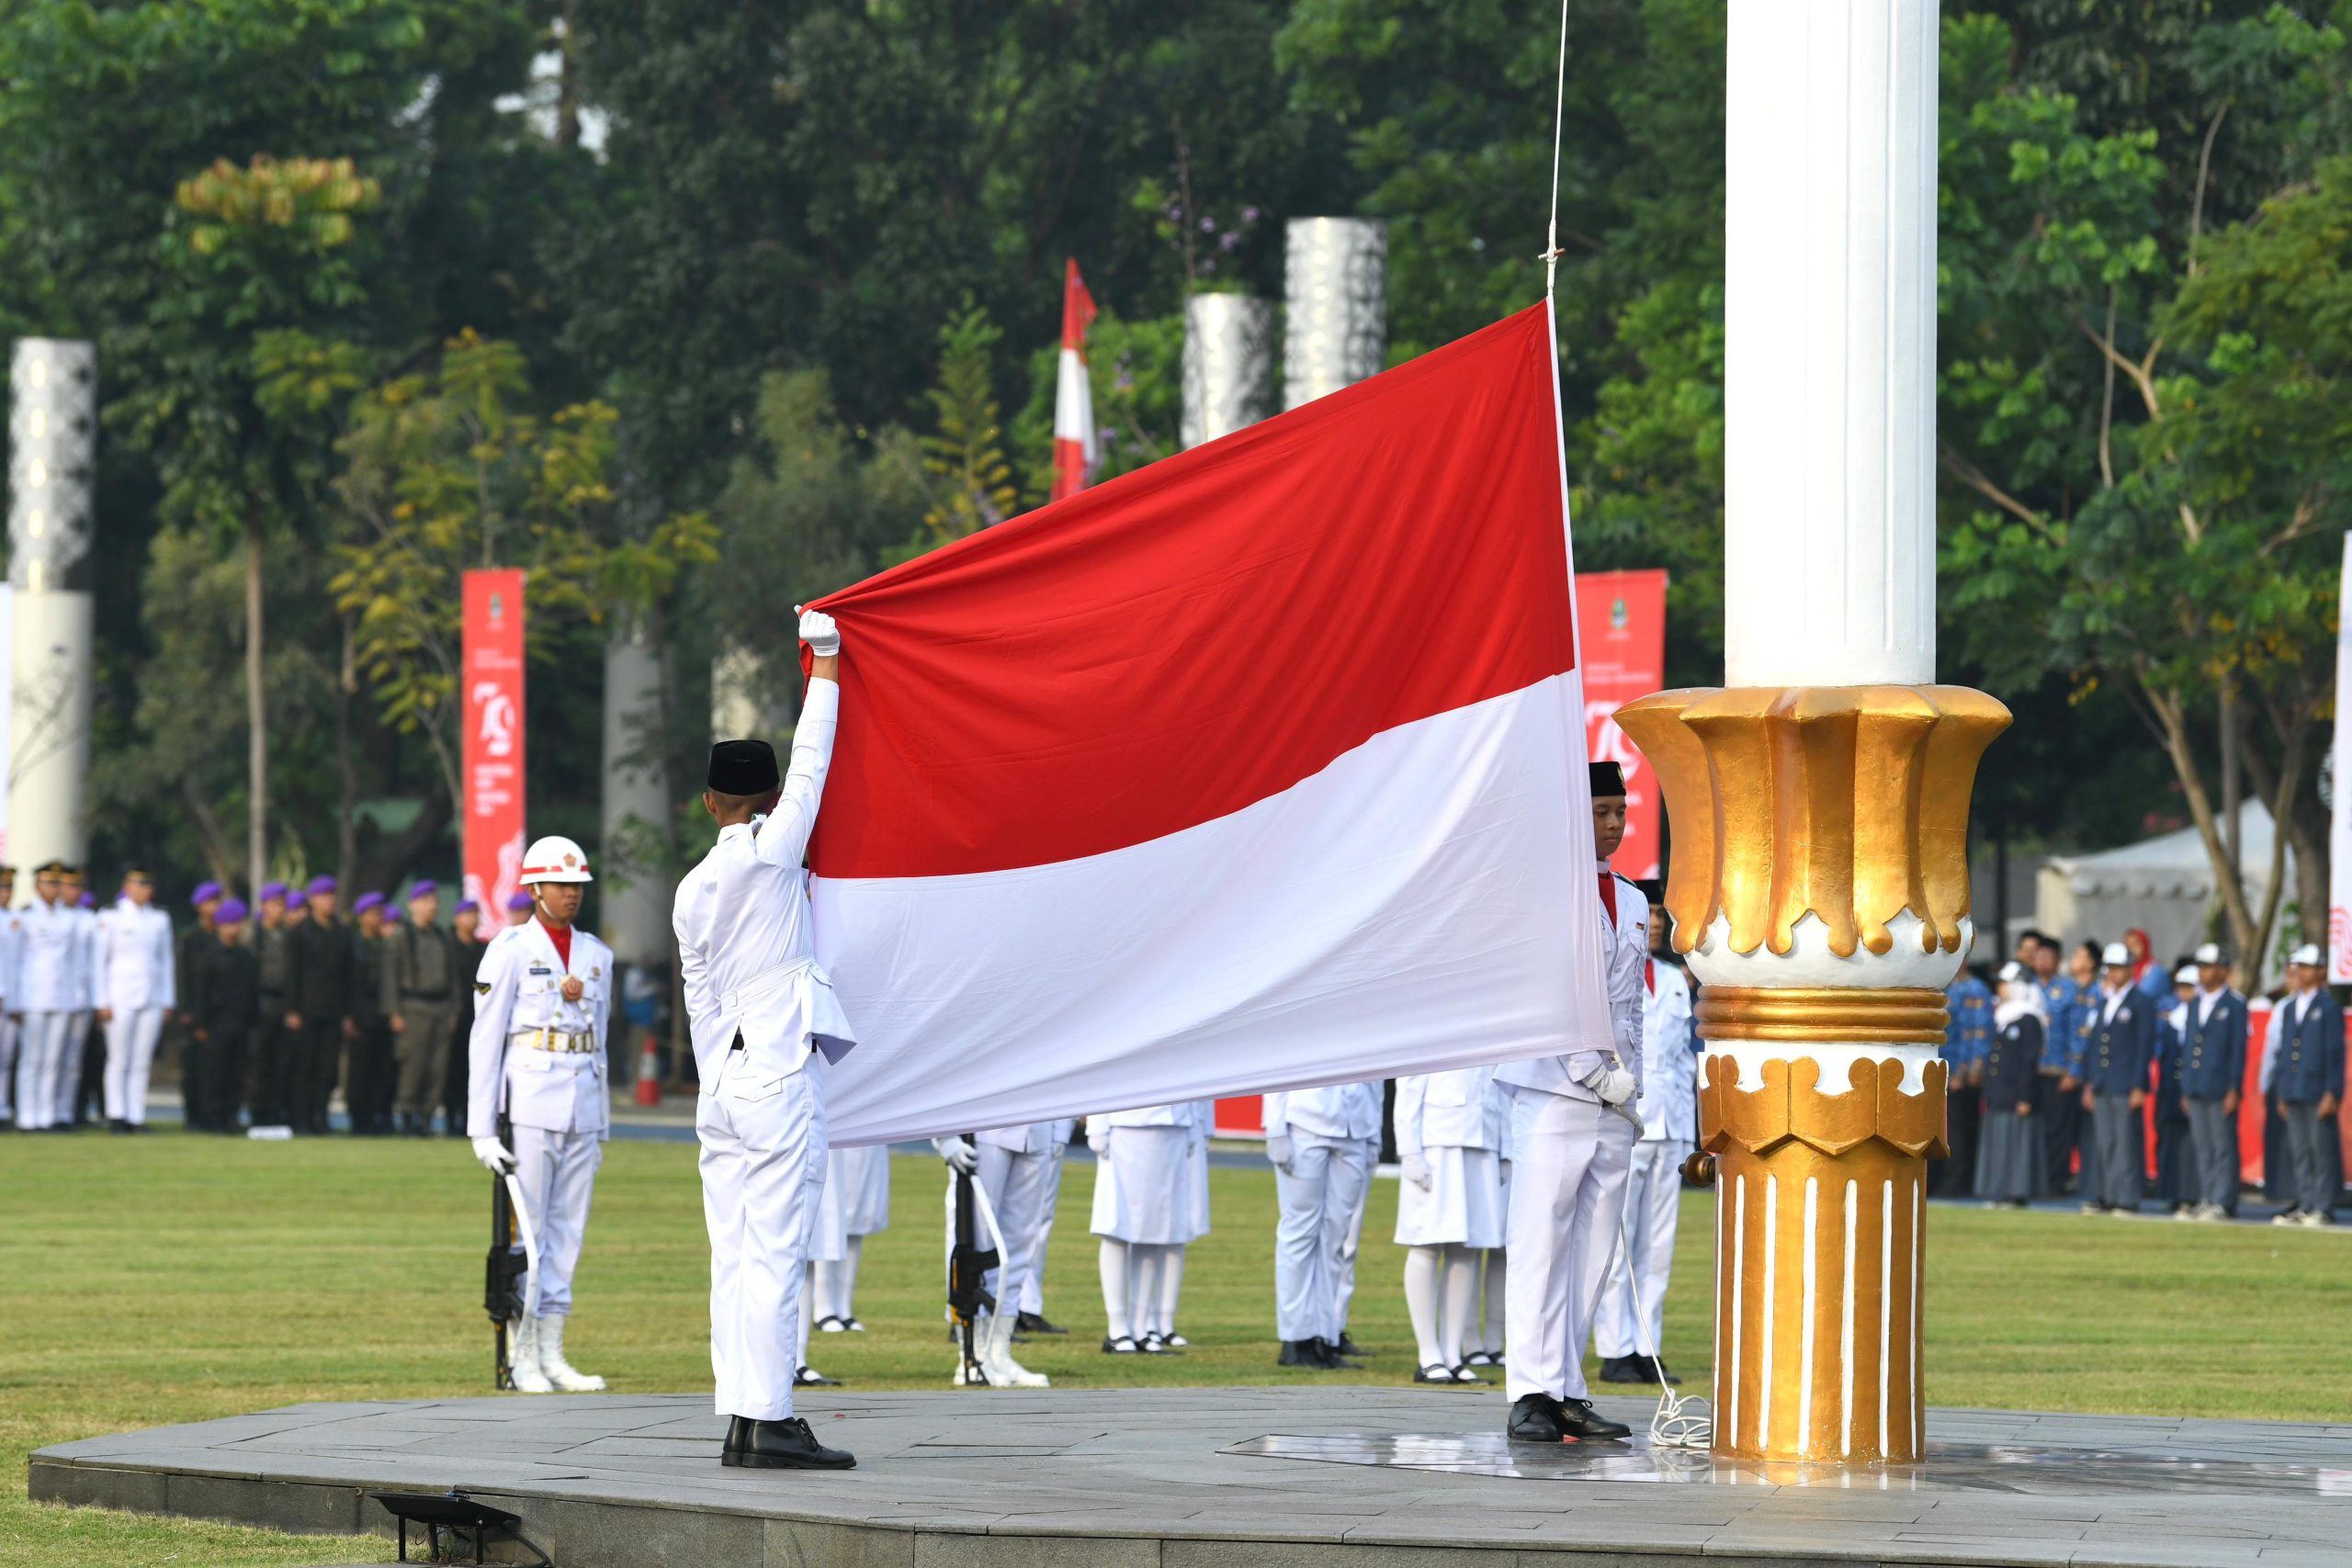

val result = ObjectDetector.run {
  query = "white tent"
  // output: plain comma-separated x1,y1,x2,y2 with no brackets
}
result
2034,800,2291,976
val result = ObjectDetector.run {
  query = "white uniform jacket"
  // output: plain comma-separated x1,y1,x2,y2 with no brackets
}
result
1394,1066,1505,1159
1262,1081,1381,1143
673,679,854,1091
465,919,613,1139
1635,958,1695,1141
978,1119,1074,1154
94,900,177,1012
1095,1101,1194,1129
16,898,88,1013
0,911,21,1005
1496,863,1646,1103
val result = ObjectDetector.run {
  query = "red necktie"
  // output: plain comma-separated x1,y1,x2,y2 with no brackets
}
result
1644,957,1656,995
1598,873,1617,926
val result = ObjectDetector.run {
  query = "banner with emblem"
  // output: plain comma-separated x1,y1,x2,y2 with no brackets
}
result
1573,568,1668,881
2331,536,2352,983
462,570,527,921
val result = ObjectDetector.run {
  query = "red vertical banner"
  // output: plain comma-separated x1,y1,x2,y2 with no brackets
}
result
1574,569,1669,880
462,570,527,920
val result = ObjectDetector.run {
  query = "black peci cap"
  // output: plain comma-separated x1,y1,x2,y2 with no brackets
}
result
707,739,781,795
1635,877,1665,904
1589,761,1626,798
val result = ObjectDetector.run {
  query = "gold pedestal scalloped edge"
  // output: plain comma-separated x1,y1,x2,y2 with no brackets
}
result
1615,685,2010,961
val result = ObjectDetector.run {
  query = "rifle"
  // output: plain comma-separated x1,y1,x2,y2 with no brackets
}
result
945,1146,1000,1384
483,1116,529,1388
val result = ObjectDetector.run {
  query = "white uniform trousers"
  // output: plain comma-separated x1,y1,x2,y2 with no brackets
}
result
1592,1137,1681,1359
1504,1091,1636,1402
15,1013,71,1130
102,1008,168,1125
974,1141,1052,1319
697,1066,825,1422
1333,1133,1378,1333
0,1013,18,1118
54,1012,94,1122
1273,1133,1371,1343
1024,1140,1066,1314
510,1124,604,1318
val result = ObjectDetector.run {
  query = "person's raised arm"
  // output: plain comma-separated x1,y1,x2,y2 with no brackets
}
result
753,608,842,871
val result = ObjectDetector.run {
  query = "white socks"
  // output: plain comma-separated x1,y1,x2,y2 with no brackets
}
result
1098,1239,1132,1341
1154,1244,1185,1335
1404,1246,1442,1367
1440,1245,1478,1370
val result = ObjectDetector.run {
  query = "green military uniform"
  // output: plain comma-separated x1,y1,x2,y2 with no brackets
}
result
383,907,462,1134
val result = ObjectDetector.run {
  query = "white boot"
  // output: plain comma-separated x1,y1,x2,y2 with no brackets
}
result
978,1312,1049,1388
507,1315,554,1393
537,1315,607,1392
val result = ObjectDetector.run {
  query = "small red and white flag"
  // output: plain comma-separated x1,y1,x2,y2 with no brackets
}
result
808,302,1610,1145
1049,258,1098,502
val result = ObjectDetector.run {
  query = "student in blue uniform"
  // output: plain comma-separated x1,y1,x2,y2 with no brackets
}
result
2179,943,2248,1222
2080,942,2154,1214
2267,945,2343,1227
2152,964,2202,1213
1938,951,1993,1198
1979,963,2046,1208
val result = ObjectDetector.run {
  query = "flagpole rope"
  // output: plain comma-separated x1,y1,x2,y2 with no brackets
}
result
1543,0,1569,296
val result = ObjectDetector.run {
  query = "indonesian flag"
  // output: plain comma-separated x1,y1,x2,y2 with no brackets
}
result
809,302,1610,1145
1050,258,1098,501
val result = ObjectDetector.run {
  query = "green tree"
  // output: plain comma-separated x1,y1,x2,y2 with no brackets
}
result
330,331,717,818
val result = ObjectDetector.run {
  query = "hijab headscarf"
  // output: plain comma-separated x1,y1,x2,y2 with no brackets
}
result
1994,960,2049,1031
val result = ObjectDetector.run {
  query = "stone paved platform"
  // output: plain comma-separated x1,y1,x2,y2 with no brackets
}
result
29,1388,2352,1567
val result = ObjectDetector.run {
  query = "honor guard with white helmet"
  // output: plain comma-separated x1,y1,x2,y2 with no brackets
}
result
468,834,614,1393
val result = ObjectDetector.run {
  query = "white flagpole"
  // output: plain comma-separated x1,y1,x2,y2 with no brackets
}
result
2328,534,2352,982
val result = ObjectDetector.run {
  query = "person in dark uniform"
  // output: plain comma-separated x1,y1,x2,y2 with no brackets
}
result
347,892,394,1134
2153,964,2201,1213
442,897,484,1135
187,899,260,1134
384,881,462,1137
174,883,223,1130
2267,944,2343,1226
247,883,295,1126
2080,942,2154,1214
1979,962,2045,1208
1938,948,1993,1197
2180,942,2248,1221
282,875,354,1135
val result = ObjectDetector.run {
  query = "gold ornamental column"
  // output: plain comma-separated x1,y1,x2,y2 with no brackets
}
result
1618,688,2008,1463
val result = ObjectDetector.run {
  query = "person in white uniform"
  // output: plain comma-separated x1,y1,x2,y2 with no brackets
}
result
1091,1101,1196,1355
934,1123,1054,1385
814,1143,889,1334
1497,761,1645,1443
14,863,85,1133
797,1160,847,1388
468,834,613,1395
95,868,177,1133
1594,878,1693,1385
57,868,99,1127
1332,1084,1383,1359
1394,1064,1507,1383
1263,1080,1380,1368
672,607,856,1472
1015,1118,1075,1336
1463,1072,1513,1371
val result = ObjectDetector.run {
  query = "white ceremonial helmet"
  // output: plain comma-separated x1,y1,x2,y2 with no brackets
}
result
518,835,594,886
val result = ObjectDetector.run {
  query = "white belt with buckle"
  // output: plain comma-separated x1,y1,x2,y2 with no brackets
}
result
514,1027,595,1055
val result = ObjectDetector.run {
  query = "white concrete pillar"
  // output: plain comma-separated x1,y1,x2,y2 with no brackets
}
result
711,646,783,748
7,339,97,871
1723,0,1939,688
1282,219,1386,411
598,625,670,965
1182,294,1273,448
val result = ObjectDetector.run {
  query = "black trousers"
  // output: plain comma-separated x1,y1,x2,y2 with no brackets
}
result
2038,1077,2082,1195
346,1021,397,1133
244,1003,293,1126
1935,1084,1983,1197
200,1028,250,1131
293,1017,345,1133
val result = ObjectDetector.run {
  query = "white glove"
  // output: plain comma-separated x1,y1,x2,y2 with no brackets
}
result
472,1136,514,1175
933,1134,978,1173
1265,1134,1295,1175
1090,1124,1113,1160
1584,1066,1638,1107
1401,1152,1432,1190
797,606,841,656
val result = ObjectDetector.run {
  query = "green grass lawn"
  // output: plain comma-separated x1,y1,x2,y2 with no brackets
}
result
3,1133,2345,1566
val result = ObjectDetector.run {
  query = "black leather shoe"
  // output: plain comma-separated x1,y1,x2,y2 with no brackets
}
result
722,1416,753,1459
1277,1338,1318,1367
1507,1393,1567,1442
1597,1355,1641,1384
726,1416,854,1470
1016,1311,1068,1336
1312,1337,1363,1370
1555,1396,1632,1440
1334,1332,1370,1359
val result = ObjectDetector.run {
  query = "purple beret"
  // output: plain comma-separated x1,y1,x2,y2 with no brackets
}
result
352,891,387,915
77,891,94,908
305,874,338,897
506,891,535,912
214,898,250,925
407,879,438,900
190,881,222,907
454,898,480,916
259,881,288,903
